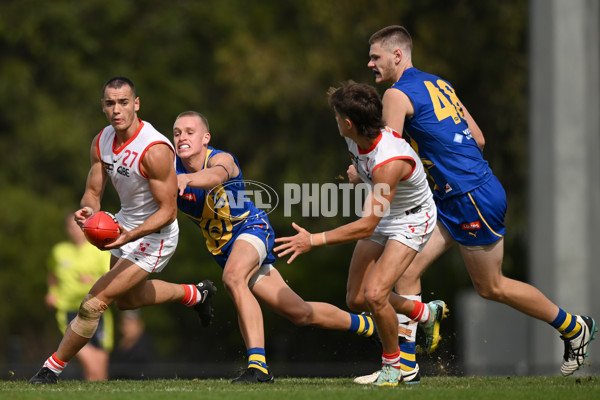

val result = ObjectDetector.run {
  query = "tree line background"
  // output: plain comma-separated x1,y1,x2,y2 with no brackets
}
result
0,0,528,378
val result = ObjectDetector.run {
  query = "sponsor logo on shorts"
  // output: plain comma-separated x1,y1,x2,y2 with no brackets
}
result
181,193,196,202
461,221,481,230
134,242,151,257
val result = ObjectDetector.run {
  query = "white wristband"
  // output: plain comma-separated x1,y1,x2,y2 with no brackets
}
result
309,234,314,247
322,232,327,246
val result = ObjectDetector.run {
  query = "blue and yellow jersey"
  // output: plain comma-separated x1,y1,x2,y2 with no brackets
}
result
392,67,492,199
176,146,275,268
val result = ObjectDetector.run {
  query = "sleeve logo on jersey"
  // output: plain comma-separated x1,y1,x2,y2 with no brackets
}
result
101,159,130,176
461,221,481,230
348,151,358,163
101,160,114,172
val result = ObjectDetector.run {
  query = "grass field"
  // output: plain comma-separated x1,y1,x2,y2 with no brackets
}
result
1,376,599,400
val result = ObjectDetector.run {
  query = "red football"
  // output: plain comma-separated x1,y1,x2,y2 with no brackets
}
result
83,211,120,248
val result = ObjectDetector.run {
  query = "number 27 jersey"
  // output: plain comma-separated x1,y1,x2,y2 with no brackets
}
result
97,119,177,231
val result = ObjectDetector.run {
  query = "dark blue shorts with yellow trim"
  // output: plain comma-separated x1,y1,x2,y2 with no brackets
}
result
436,175,507,246
212,216,277,269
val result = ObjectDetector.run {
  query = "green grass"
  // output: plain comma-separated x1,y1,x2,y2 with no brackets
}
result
1,376,599,400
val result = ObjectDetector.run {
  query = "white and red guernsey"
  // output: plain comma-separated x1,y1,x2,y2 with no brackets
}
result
345,126,434,218
96,119,178,233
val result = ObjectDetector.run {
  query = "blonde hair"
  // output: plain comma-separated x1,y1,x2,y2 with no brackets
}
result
175,111,210,131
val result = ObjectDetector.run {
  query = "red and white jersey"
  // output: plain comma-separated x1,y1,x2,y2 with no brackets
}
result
97,119,177,232
345,127,434,217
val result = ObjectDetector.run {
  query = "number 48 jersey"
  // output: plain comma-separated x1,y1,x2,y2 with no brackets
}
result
392,67,492,200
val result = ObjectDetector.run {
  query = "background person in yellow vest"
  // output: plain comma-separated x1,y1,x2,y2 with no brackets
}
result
45,215,114,381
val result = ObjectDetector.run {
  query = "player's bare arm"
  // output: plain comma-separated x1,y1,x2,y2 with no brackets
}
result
76,134,108,227
382,88,413,132
274,159,413,264
177,152,238,195
105,143,177,248
459,101,485,150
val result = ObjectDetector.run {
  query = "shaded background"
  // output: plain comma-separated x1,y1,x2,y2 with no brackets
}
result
0,0,531,379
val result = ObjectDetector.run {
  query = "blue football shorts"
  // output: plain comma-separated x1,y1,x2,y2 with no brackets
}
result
212,216,277,269
436,174,507,246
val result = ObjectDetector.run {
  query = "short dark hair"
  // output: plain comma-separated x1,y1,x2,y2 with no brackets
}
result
175,111,210,132
369,25,412,53
328,81,384,139
102,76,136,98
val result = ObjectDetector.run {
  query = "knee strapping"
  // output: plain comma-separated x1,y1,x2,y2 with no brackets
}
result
70,294,108,338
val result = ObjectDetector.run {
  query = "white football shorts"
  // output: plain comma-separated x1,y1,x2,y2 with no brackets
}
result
110,222,179,273
368,201,437,253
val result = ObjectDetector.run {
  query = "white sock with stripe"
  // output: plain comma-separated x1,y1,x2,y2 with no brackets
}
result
43,352,67,375
180,284,202,306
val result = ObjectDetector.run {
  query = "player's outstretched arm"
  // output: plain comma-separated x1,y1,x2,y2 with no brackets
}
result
274,159,410,264
274,195,382,264
274,191,385,264
177,152,238,195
